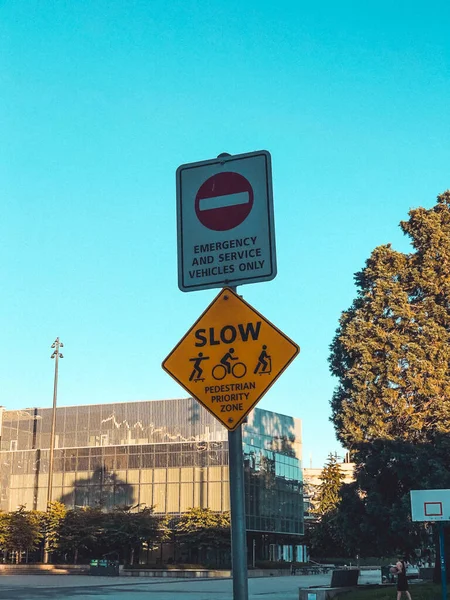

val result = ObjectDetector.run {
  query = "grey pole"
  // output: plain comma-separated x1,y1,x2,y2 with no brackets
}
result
228,424,248,600
439,522,447,600
225,282,248,600
44,337,63,564
217,158,248,599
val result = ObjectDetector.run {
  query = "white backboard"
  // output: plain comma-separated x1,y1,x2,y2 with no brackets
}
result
176,150,277,292
410,489,450,521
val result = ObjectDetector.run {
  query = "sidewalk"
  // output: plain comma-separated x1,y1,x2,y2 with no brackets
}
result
0,572,334,600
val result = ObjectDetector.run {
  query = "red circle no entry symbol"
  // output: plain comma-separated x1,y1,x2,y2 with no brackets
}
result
195,172,254,231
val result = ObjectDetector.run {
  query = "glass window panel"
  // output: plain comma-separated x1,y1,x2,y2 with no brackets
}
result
76,471,89,482
127,470,139,483
155,454,167,467
103,456,115,472
167,469,179,483
139,484,153,507
115,470,127,482
222,482,230,511
115,483,133,506
141,453,155,468
116,454,129,469
140,470,153,483
181,453,194,466
180,483,194,512
154,469,166,483
222,466,229,481
130,484,140,505
51,487,63,502
53,473,63,487
194,481,208,508
77,457,89,471
168,453,181,467
128,454,141,469
74,487,89,507
153,484,166,512
166,483,180,513
208,482,221,511
208,466,222,481
194,468,206,482
36,489,48,511
180,468,193,482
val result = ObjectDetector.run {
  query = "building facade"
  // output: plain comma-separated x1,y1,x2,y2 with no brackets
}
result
0,399,305,562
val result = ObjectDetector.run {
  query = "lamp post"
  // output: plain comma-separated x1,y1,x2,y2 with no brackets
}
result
44,337,63,563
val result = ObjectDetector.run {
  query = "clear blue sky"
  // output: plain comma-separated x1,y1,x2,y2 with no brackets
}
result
1,1,449,468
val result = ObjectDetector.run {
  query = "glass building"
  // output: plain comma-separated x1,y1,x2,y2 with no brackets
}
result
0,399,305,562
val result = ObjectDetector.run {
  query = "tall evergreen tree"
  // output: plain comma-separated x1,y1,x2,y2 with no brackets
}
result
315,454,344,516
330,191,450,449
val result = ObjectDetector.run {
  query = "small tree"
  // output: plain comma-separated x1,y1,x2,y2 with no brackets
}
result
58,507,103,564
0,512,9,562
176,508,230,565
4,506,43,563
43,501,67,558
103,505,165,564
309,455,346,558
315,454,344,516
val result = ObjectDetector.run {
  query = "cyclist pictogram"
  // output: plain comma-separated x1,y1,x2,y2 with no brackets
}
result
189,352,210,382
212,348,247,380
254,345,272,375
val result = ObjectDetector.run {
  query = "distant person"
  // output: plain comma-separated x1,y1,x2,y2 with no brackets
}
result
394,557,412,600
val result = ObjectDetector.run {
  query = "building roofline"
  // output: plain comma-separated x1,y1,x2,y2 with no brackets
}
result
3,397,300,422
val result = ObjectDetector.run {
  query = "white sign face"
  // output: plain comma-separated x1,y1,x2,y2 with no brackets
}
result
176,150,277,292
410,489,450,521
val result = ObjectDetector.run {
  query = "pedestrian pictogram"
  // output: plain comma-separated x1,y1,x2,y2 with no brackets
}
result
189,352,209,382
162,287,300,430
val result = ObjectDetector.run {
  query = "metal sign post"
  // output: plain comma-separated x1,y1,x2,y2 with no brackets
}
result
410,490,450,600
439,522,447,600
228,424,248,600
166,151,300,600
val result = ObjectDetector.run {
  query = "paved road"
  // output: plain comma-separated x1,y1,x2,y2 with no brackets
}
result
0,573,324,600
0,570,382,600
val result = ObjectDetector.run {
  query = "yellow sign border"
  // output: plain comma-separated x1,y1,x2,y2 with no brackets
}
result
162,287,300,430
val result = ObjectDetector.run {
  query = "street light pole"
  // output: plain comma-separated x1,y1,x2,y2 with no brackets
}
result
44,337,63,564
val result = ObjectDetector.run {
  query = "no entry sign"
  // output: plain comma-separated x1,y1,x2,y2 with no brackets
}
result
195,172,254,231
177,150,277,292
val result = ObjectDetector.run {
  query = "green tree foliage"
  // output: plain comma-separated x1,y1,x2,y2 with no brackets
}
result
0,512,8,558
4,506,43,563
103,506,167,564
58,507,104,564
308,455,347,558
315,454,344,516
333,437,450,558
176,507,230,563
330,191,450,449
42,501,67,554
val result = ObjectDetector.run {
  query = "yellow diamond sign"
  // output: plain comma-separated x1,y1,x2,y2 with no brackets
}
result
162,287,300,430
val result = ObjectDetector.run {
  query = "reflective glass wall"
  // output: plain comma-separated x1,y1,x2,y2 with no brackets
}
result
0,400,303,536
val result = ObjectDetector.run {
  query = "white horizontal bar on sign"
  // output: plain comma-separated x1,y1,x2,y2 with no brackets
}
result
199,192,249,212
